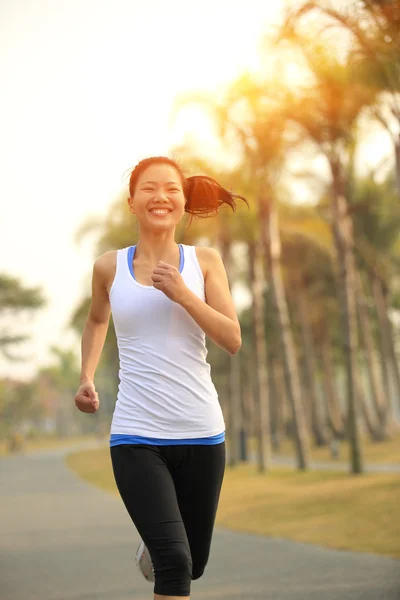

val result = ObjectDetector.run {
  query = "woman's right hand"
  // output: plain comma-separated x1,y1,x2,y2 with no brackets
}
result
74,380,99,413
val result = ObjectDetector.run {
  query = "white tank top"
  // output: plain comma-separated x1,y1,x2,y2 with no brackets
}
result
109,244,225,438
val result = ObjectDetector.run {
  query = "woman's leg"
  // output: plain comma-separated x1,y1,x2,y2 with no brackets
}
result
110,444,192,598
171,442,226,581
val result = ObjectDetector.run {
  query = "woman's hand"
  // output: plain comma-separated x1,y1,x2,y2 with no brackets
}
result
152,261,190,304
74,380,99,413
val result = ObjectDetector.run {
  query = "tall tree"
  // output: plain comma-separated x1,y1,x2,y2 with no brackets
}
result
281,0,400,196
281,213,334,445
0,275,45,359
351,174,400,420
274,30,371,473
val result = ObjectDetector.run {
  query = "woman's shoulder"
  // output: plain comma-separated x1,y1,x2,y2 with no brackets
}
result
93,250,118,286
94,249,118,270
193,245,220,261
191,246,222,279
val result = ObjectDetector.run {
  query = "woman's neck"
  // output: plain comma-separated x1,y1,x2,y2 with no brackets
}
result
135,231,179,264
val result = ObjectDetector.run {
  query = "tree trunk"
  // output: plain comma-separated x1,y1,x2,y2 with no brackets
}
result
371,275,400,420
356,374,381,440
356,272,391,439
228,352,242,466
267,348,280,451
261,201,309,470
382,286,400,418
320,334,345,438
330,164,363,474
218,374,230,445
220,239,243,466
248,239,271,472
241,348,254,460
273,358,290,440
394,138,400,200
296,282,329,446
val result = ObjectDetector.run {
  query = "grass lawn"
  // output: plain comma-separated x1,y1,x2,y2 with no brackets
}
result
66,447,400,559
248,432,400,465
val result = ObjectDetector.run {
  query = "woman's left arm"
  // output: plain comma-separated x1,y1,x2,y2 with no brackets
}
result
179,247,242,355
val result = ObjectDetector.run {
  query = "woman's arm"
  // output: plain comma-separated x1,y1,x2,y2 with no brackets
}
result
75,253,114,413
179,247,241,355
80,255,112,382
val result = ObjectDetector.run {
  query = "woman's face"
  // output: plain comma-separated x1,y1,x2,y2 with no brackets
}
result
128,163,186,231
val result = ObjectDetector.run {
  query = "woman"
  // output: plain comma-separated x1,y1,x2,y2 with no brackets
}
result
74,156,246,600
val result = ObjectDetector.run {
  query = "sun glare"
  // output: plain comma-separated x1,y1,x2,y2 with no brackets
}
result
0,0,284,378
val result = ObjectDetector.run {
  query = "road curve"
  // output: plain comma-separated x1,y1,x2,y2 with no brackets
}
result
1,447,399,600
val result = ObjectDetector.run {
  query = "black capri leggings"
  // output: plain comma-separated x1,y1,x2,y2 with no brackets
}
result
110,442,226,597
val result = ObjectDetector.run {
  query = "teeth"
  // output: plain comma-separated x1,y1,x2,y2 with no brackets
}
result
151,210,170,214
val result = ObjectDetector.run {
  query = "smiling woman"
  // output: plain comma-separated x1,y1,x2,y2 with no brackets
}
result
74,154,248,600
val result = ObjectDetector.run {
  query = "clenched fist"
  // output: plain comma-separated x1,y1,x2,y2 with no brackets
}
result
152,261,190,304
74,380,99,413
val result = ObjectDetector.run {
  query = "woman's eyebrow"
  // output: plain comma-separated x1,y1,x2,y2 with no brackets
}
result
140,180,180,185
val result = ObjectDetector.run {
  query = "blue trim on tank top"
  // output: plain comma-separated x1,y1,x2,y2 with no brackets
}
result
128,244,184,280
109,432,225,447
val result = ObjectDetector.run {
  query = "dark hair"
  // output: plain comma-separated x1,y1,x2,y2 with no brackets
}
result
128,156,248,218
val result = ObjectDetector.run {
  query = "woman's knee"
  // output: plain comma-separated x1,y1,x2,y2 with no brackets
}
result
153,543,192,596
169,543,192,574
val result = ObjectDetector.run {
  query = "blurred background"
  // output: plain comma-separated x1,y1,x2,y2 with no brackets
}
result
1,0,400,492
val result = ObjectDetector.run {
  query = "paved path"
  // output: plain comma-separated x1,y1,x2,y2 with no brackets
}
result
269,455,400,473
1,446,399,600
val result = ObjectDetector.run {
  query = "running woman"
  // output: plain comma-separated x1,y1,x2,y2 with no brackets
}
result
74,156,246,599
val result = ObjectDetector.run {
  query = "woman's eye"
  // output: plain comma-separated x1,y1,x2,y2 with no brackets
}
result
168,188,180,192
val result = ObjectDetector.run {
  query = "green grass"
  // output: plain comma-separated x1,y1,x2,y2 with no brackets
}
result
217,464,400,559
66,448,400,559
247,432,400,465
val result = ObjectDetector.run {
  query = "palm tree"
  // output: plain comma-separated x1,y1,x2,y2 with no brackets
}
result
248,238,272,471
351,173,400,420
356,271,391,439
280,210,334,445
280,0,400,196
319,326,346,439
263,200,310,468
273,31,371,472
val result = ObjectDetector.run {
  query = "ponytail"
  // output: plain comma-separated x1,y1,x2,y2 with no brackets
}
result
184,175,248,217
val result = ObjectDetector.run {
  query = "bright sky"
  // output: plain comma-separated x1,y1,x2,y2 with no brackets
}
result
0,0,286,379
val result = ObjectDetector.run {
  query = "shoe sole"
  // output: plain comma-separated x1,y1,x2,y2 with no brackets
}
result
135,541,155,583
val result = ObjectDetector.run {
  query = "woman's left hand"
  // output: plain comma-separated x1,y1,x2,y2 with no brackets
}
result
152,261,190,304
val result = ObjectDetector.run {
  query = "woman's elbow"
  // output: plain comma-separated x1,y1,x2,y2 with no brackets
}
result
229,329,242,355
230,341,242,355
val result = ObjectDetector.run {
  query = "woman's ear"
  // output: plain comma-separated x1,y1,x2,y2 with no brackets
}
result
127,196,135,214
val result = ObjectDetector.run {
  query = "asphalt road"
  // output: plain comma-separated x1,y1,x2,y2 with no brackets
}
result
1,446,399,600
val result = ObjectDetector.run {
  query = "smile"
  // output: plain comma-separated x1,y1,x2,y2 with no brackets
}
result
149,209,172,215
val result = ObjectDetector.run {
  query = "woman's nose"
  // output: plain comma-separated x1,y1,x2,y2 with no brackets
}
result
155,190,168,201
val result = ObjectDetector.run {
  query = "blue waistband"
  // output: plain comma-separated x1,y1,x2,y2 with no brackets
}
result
110,432,225,447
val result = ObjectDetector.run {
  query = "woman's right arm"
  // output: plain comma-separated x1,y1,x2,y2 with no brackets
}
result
74,252,115,413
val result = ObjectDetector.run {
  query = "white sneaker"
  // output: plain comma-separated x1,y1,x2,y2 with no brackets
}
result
135,540,154,582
